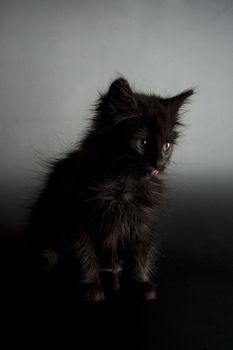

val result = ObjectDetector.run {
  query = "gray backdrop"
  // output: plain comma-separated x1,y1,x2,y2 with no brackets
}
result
1,3,232,347
0,1,233,263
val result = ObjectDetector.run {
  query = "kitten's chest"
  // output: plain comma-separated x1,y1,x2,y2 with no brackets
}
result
91,177,161,240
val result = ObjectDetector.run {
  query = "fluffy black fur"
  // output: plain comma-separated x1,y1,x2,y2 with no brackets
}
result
29,78,193,301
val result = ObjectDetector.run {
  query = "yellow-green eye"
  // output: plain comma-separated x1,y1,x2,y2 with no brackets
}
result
163,142,171,152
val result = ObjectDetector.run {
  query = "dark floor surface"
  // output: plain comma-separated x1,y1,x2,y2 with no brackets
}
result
0,227,232,350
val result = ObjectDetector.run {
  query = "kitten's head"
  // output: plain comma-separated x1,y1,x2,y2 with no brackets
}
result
91,78,193,178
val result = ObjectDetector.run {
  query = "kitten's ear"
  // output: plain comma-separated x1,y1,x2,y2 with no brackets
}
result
162,89,194,116
108,78,133,101
98,78,137,118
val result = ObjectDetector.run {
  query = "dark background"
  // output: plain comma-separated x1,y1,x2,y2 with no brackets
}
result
0,0,233,348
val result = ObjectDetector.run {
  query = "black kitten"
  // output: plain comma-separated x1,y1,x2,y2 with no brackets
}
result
29,78,193,301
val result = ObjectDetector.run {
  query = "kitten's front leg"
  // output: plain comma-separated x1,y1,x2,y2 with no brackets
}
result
127,244,157,301
71,236,105,302
112,265,122,292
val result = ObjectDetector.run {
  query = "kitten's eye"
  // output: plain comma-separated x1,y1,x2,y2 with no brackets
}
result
136,137,147,153
141,137,147,147
163,142,171,153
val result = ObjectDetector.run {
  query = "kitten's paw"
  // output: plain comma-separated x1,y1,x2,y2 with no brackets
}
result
42,249,59,270
134,282,157,302
143,286,157,302
81,283,106,302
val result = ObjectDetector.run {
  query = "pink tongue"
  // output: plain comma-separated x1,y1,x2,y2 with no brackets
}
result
149,169,159,177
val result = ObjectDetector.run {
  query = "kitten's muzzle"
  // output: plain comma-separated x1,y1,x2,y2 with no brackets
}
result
156,160,166,172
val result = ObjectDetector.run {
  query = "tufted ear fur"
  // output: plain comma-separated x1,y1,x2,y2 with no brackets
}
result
161,89,194,117
94,78,138,132
105,78,136,114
